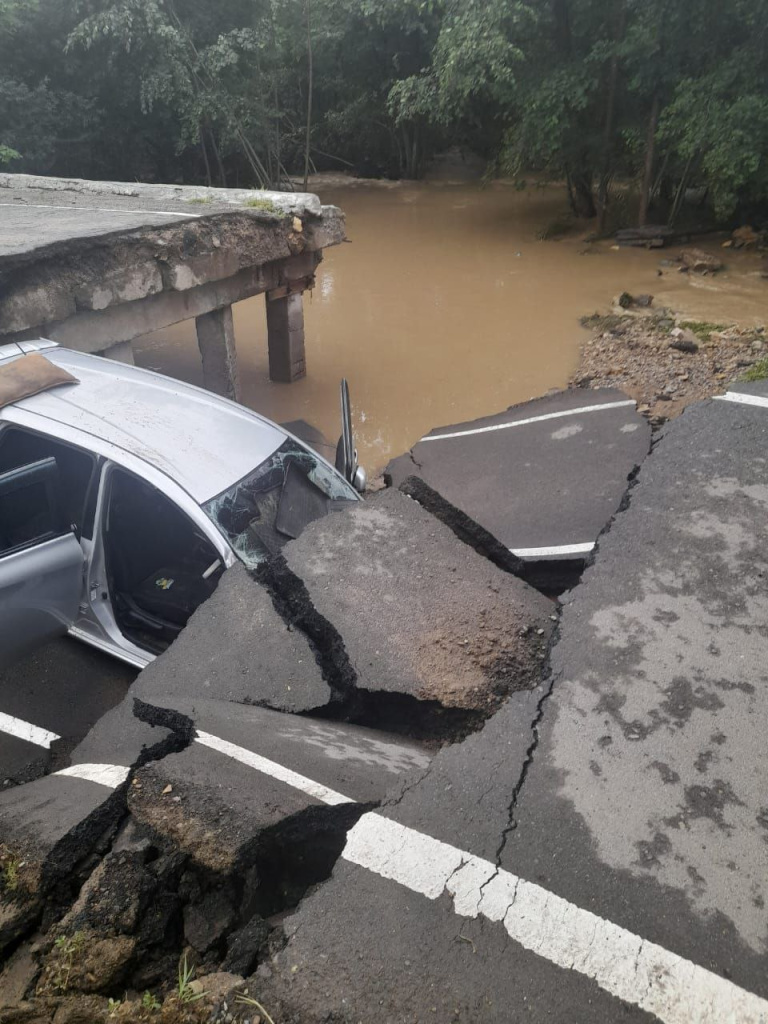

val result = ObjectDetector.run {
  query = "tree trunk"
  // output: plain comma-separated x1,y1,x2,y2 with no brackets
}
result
208,127,227,187
303,0,313,193
638,93,660,227
597,1,626,235
572,169,596,218
199,124,212,187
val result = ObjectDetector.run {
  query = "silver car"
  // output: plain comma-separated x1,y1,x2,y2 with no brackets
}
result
0,340,362,670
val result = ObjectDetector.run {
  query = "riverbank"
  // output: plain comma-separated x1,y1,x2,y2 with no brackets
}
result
573,307,767,425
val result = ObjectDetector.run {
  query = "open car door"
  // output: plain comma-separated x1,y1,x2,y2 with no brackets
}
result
0,457,84,670
335,379,366,492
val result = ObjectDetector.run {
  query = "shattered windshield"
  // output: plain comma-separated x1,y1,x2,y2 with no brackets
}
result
203,438,358,567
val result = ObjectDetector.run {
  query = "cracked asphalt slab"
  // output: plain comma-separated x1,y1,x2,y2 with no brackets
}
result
386,387,650,558
247,396,768,1023
282,488,554,713
504,397,768,985
2,389,767,1020
134,563,333,714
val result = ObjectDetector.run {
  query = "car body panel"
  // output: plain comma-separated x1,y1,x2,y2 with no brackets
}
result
0,341,359,670
0,531,84,670
0,345,286,504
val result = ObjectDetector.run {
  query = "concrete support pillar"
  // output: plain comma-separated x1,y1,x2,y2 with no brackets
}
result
195,305,239,401
266,292,306,383
101,340,135,365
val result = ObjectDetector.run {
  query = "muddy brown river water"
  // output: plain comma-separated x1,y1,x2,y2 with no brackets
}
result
134,182,768,472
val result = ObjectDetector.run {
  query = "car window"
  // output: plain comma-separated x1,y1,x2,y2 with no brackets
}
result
0,478,55,553
203,438,357,568
0,427,96,537
105,468,223,654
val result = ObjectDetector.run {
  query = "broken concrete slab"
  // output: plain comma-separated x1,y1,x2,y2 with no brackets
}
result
240,397,768,1023
0,174,344,368
722,377,768,401
280,488,555,716
133,564,332,715
128,737,361,875
0,773,124,954
127,696,430,874
386,388,650,567
150,695,431,805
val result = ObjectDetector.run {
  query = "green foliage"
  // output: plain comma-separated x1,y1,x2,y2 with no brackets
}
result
141,991,161,1011
739,357,768,382
677,321,728,342
241,195,280,211
51,931,86,993
0,847,20,892
0,0,765,224
176,953,205,1003
0,144,21,166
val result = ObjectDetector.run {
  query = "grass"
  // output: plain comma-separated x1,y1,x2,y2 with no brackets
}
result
241,196,279,212
235,993,277,1024
739,357,768,382
177,954,205,1004
186,195,214,205
0,847,19,893
580,312,628,332
677,320,729,342
51,931,86,993
142,991,162,1012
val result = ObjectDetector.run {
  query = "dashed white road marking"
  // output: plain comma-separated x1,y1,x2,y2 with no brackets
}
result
343,815,768,1024
0,711,59,748
511,541,595,558
0,203,199,218
715,391,768,410
55,763,130,787
419,400,636,442
57,731,768,1023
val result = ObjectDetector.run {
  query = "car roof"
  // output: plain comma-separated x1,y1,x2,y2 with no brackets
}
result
0,341,286,503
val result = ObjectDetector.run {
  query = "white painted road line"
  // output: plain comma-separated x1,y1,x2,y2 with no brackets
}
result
55,763,131,787
56,732,768,1021
419,400,636,442
0,711,59,748
511,541,595,559
195,730,353,807
343,814,768,1024
715,391,768,410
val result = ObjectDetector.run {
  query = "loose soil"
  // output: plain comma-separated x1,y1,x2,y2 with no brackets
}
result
572,309,767,425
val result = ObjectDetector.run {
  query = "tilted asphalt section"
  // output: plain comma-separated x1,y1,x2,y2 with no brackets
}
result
127,697,431,873
282,488,555,712
386,387,650,560
249,390,768,1023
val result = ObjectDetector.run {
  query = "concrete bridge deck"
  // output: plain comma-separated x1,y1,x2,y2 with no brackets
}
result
0,173,346,396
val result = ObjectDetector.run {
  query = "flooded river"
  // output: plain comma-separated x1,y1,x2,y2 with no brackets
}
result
134,181,768,472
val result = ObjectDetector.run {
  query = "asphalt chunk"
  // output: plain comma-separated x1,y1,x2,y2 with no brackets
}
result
281,489,555,716
134,563,332,714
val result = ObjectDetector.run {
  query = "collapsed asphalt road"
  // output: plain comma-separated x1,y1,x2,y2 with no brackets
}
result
1,385,766,1023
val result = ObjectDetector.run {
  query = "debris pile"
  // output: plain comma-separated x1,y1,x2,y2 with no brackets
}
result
575,311,766,424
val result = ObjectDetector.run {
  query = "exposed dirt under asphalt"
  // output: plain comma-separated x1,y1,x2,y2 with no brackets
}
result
574,307,766,425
